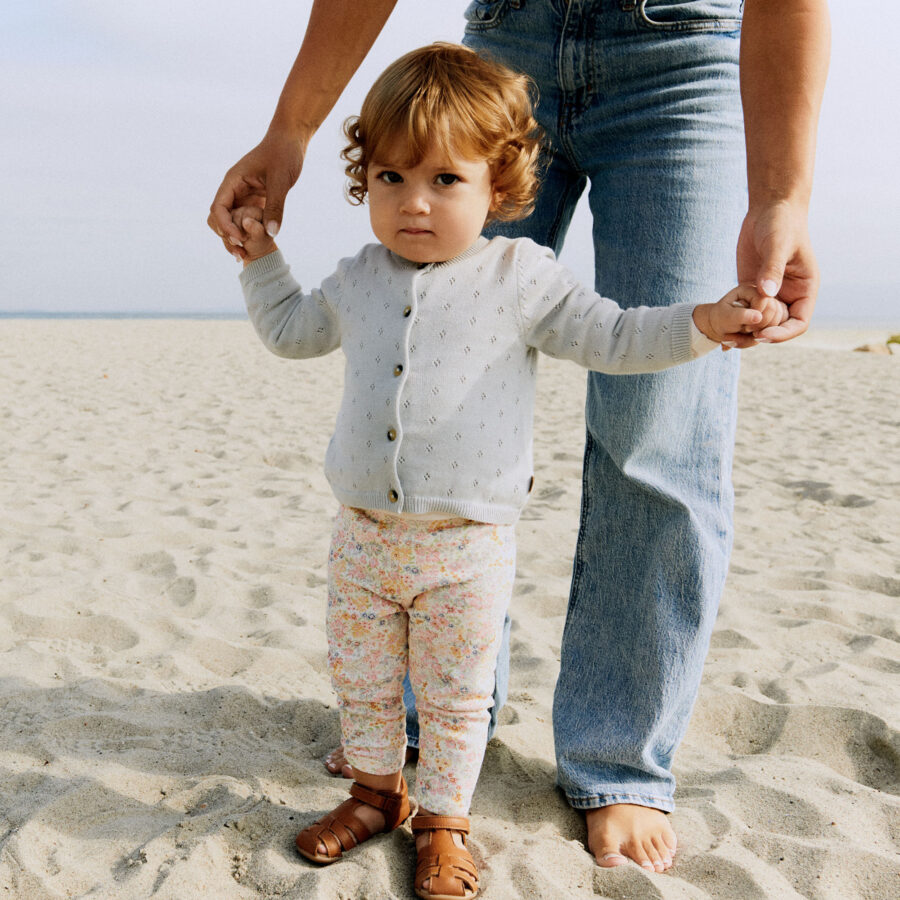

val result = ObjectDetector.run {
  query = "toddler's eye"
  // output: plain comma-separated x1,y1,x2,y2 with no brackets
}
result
435,173,460,186
377,170,403,184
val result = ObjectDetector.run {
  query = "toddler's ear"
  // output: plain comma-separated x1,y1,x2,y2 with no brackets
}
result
490,188,506,214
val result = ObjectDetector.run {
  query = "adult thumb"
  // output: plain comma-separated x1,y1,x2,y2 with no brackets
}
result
757,249,787,299
263,174,290,238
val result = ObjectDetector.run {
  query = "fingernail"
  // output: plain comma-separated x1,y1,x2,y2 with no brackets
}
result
760,279,778,296
229,236,243,247
722,341,737,348
756,338,772,343
641,861,655,870
265,221,280,237
233,253,242,263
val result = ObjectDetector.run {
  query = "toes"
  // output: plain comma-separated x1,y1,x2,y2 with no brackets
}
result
652,835,674,870
647,848,665,873
634,842,657,872
635,838,669,873
615,839,661,873
324,747,353,778
596,850,628,868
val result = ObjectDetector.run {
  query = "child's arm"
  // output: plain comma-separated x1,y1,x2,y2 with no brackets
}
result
516,242,785,375
238,219,344,360
692,283,790,346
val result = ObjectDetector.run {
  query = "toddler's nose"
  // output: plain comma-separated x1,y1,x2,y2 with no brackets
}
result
401,188,429,215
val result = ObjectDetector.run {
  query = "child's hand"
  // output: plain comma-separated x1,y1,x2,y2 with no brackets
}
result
749,289,792,343
231,203,277,265
693,284,788,349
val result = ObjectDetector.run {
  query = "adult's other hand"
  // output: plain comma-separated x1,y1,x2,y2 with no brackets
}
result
736,200,819,344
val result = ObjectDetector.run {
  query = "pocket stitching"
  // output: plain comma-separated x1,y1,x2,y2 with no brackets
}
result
637,0,742,32
464,0,510,32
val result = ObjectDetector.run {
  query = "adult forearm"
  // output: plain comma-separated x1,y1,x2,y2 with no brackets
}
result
269,0,400,143
740,0,831,210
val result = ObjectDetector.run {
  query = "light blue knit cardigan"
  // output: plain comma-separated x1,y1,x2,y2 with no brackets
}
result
241,235,704,524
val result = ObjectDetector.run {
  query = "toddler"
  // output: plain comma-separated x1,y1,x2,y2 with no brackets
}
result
231,43,784,900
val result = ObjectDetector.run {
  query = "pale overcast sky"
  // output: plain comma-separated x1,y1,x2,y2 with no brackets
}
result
2,2,897,322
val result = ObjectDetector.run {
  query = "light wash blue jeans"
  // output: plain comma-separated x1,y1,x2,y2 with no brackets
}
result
405,0,745,813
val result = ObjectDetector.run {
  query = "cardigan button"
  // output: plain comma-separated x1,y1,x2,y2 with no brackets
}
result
388,489,399,502
387,428,397,441
393,364,403,376
402,305,412,317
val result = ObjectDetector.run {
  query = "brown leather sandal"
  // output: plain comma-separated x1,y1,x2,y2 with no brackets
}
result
295,777,411,864
412,814,479,900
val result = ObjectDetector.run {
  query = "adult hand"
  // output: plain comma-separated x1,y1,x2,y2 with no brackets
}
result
736,200,820,343
208,129,306,260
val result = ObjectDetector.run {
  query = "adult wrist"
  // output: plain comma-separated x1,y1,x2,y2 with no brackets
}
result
746,190,810,217
266,115,315,150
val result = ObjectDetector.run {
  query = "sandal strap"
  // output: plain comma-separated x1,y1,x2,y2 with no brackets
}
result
416,854,479,880
316,807,372,857
297,796,373,859
350,780,408,821
413,821,479,898
411,814,470,835
296,778,410,862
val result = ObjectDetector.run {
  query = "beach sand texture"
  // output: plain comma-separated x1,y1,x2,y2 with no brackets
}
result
1,320,898,899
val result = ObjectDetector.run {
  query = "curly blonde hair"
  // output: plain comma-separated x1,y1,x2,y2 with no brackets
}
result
341,43,543,223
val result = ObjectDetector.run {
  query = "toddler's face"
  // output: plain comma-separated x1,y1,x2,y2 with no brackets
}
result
366,138,499,264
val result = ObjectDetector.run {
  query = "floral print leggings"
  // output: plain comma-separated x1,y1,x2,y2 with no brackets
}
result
326,505,517,815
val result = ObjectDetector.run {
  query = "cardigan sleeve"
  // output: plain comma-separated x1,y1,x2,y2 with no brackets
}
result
514,240,703,374
239,249,344,359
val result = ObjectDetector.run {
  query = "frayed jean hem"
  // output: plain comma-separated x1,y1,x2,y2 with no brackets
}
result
564,791,676,814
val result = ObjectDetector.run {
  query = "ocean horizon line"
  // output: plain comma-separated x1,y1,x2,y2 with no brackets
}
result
0,310,245,320
2,310,897,329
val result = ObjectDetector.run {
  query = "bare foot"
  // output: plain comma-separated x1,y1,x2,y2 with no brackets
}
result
324,745,418,778
586,804,677,873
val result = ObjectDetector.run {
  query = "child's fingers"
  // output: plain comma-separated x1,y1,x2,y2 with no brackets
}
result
774,298,790,325
728,283,763,308
726,305,762,332
231,204,262,221
241,216,267,239
230,208,251,232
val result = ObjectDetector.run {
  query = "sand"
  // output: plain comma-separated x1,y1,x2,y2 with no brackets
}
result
0,319,897,899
